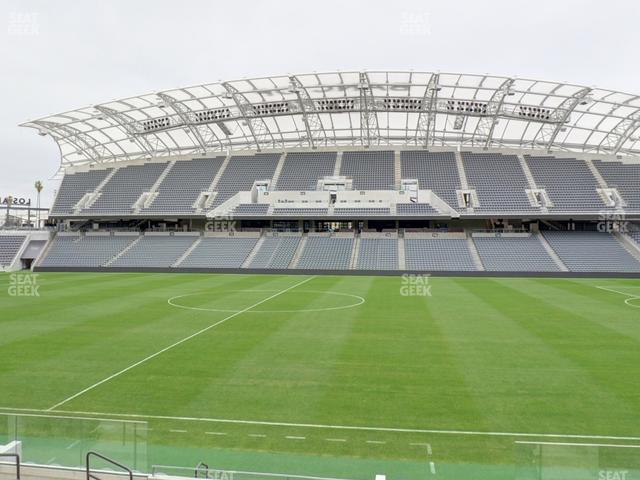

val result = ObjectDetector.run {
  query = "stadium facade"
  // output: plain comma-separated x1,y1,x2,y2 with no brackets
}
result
3,71,640,275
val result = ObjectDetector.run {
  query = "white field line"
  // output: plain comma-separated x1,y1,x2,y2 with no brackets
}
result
365,440,386,444
168,289,365,314
286,435,306,440
205,431,227,436
325,438,347,442
596,285,640,309
248,433,266,438
65,440,80,450
515,440,640,449
169,429,187,433
1,406,639,441
45,276,315,411
0,411,145,424
429,461,436,475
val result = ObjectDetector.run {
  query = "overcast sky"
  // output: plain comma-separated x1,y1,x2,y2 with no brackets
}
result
1,0,639,207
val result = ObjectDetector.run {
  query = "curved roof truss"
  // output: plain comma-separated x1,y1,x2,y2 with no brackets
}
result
22,71,640,167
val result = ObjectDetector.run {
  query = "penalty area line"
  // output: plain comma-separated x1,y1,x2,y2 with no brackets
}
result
45,275,316,411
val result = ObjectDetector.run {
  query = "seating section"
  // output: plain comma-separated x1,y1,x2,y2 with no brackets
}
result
273,208,328,216
473,235,559,272
296,237,354,270
109,235,195,268
276,152,337,190
180,237,258,268
401,151,461,209
40,235,137,267
211,154,281,207
144,157,224,214
397,203,439,215
462,152,534,211
341,151,394,190
0,235,26,266
249,236,301,269
593,160,640,209
83,163,168,215
629,230,640,246
525,156,607,211
333,207,390,216
356,238,398,270
233,204,270,216
542,231,640,272
405,238,477,271
35,230,640,273
51,169,113,215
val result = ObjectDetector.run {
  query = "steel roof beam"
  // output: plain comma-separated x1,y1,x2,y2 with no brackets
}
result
221,82,275,151
289,75,327,149
538,87,592,152
599,107,640,155
472,78,515,148
415,73,440,147
94,105,157,158
32,120,111,164
156,92,224,152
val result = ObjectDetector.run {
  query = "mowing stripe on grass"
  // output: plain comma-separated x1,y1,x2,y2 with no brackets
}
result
45,276,315,411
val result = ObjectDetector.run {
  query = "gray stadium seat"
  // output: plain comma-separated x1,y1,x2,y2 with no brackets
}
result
543,231,640,272
404,238,476,271
473,235,559,272
249,236,301,269
295,237,354,270
341,151,394,190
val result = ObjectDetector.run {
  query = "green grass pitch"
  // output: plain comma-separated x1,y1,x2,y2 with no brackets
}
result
1,272,639,479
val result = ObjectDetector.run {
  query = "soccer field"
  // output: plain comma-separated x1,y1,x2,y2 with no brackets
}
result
1,272,639,479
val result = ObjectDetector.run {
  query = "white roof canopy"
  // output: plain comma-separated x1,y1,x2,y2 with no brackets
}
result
22,71,640,167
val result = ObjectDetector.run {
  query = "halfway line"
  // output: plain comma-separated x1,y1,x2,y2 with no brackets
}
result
46,276,315,411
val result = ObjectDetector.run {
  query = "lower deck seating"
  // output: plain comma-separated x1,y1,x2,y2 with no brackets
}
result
109,235,196,268
334,207,390,216
543,231,640,272
233,204,270,216
179,237,258,268
272,208,328,216
35,230,640,273
396,204,439,215
40,235,137,267
404,238,477,271
356,238,398,270
249,236,300,269
473,235,559,272
0,235,26,266
295,237,353,270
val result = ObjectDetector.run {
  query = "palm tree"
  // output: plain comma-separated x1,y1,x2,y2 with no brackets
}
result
5,195,12,226
35,181,43,228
